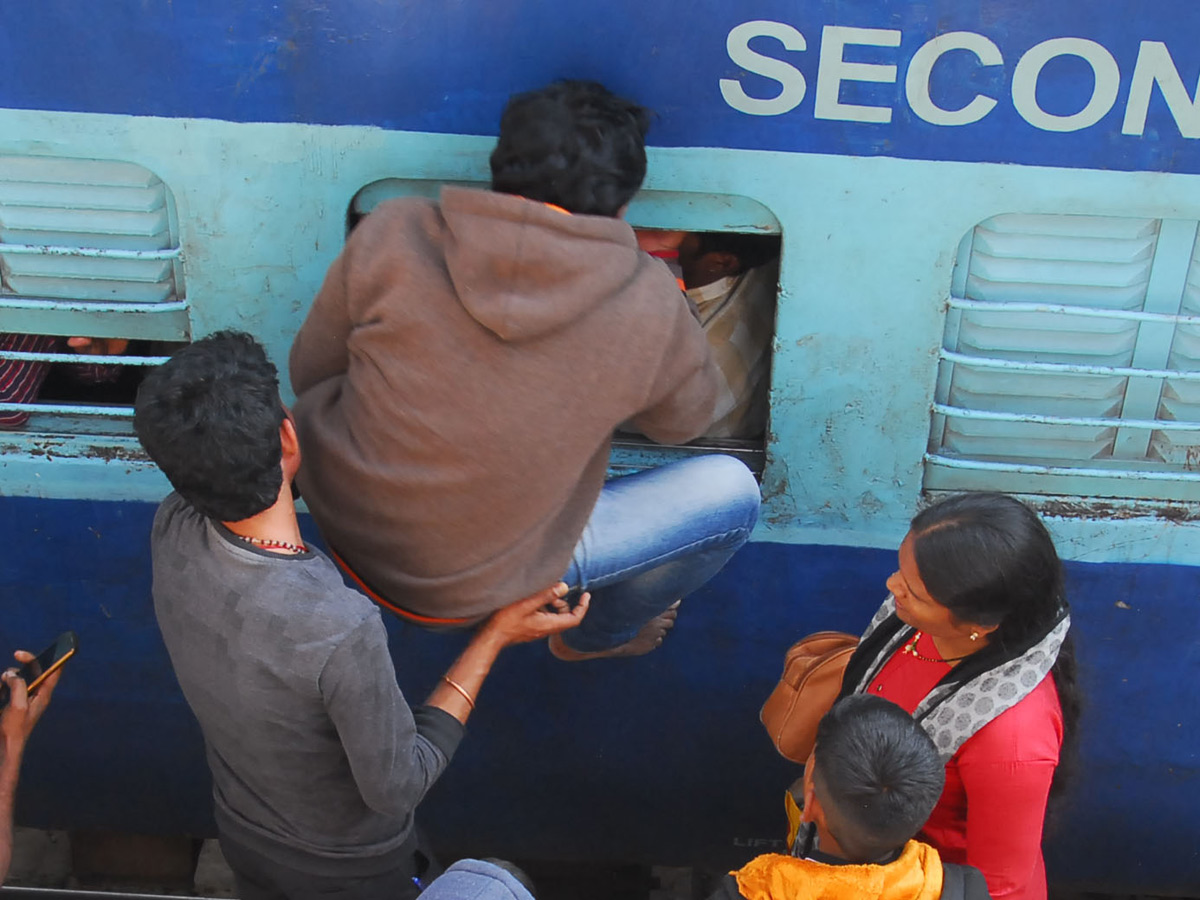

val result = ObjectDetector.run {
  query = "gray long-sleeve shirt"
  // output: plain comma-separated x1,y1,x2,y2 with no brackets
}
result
150,493,463,874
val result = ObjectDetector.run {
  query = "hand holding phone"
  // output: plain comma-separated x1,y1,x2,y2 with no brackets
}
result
0,634,72,759
0,632,76,711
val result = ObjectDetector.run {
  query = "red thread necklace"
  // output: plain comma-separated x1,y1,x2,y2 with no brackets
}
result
235,534,308,554
902,631,973,664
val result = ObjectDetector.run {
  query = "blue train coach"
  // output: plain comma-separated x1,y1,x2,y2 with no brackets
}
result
2,1,1199,893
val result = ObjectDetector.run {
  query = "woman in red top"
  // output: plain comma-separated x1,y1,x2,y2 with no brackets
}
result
839,493,1081,900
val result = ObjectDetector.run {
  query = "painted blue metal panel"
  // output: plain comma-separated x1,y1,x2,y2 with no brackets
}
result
1,5,1199,887
2,2,1200,173
5,498,1198,891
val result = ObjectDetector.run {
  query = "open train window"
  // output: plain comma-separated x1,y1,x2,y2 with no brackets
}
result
0,156,188,440
924,213,1200,502
348,180,781,478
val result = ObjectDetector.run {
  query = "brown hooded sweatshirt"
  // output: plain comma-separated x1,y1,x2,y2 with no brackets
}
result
289,186,720,618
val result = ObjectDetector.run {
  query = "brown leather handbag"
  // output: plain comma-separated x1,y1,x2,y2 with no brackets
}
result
760,631,858,763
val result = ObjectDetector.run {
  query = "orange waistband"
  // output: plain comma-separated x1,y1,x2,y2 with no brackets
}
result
329,547,477,627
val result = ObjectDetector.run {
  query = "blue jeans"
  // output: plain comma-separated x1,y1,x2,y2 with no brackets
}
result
560,454,761,652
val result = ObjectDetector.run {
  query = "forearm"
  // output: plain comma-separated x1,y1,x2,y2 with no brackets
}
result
631,355,720,444
289,254,353,396
420,582,586,725
424,627,507,725
0,740,24,884
631,305,721,443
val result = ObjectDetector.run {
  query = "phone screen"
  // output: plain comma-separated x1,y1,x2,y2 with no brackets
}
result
0,631,77,709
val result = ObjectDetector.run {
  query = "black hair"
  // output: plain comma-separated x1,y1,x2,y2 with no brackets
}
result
812,695,945,863
910,492,1082,798
134,331,285,522
490,80,651,217
692,232,782,273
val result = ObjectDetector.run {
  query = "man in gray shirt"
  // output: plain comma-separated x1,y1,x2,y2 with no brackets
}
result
134,331,587,900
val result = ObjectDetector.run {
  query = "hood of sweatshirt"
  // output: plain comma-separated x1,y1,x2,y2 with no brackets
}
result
733,842,946,900
440,185,650,342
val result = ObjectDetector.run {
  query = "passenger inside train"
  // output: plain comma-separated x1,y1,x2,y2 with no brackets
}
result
288,79,761,658
715,695,989,900
132,331,587,900
633,229,779,439
0,334,132,428
826,493,1079,900
0,651,60,885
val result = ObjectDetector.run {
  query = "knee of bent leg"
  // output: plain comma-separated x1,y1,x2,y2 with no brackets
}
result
694,454,761,530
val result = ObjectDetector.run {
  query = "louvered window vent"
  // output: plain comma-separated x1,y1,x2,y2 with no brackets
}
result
0,155,188,427
925,213,1200,502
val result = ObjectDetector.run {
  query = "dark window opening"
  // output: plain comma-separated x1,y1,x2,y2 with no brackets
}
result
611,229,781,476
0,335,181,433
36,339,182,406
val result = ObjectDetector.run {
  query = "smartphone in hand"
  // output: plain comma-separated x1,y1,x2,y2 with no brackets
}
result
0,631,77,709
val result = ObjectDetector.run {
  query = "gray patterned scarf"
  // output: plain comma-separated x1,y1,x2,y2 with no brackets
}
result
848,596,1071,760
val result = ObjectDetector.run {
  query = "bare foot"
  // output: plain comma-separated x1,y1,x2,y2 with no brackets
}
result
548,602,680,661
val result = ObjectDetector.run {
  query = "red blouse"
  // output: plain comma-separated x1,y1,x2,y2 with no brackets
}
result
868,632,1063,900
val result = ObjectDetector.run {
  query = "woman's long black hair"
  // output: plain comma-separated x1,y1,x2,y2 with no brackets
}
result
909,492,1081,798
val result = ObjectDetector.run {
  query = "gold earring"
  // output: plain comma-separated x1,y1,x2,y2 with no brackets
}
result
969,631,979,642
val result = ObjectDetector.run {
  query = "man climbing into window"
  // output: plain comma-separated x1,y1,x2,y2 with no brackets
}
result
289,80,761,660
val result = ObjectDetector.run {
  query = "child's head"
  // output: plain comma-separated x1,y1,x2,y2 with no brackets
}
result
134,331,287,521
490,80,650,218
808,695,945,862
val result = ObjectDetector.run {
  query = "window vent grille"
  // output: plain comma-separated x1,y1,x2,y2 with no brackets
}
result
925,213,1200,502
0,155,187,424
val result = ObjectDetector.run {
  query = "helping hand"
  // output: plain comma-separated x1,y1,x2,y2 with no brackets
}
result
484,583,589,646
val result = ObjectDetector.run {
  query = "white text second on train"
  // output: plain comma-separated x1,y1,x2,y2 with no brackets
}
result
722,22,1200,138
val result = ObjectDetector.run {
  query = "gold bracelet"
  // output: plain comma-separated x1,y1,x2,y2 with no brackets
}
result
441,675,476,710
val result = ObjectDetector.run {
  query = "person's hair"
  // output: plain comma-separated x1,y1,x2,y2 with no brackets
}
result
134,331,286,521
490,80,650,217
693,232,782,273
909,492,1082,798
811,694,945,863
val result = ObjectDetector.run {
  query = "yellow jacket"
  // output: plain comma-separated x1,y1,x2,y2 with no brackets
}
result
733,840,946,900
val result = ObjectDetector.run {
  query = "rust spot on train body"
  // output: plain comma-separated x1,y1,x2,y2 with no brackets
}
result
762,476,791,514
0,440,147,463
1030,498,1199,522
923,490,1200,522
81,443,147,463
